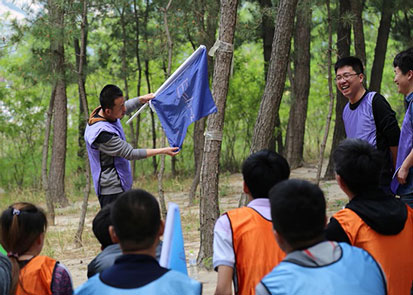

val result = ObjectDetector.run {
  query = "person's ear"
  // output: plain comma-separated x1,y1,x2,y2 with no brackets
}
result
335,173,345,190
159,220,165,237
243,181,250,195
37,232,45,246
109,225,119,244
407,70,413,81
335,174,354,199
359,73,365,84
273,229,288,252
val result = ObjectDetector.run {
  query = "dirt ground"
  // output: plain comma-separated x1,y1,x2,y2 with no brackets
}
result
46,163,347,294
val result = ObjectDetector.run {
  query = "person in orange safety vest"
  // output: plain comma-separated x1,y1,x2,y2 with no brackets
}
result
0,202,73,295
326,138,413,295
213,150,290,295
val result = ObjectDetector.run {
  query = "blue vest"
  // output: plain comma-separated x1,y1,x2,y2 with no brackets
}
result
84,119,132,196
392,93,413,195
75,269,202,295
260,243,386,295
342,91,377,146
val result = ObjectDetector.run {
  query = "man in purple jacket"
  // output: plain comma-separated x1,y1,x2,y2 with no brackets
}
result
85,84,179,207
335,56,400,193
391,48,413,207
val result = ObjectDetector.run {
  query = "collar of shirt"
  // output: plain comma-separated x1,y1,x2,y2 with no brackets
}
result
284,241,341,267
247,198,271,220
100,254,169,289
406,92,413,103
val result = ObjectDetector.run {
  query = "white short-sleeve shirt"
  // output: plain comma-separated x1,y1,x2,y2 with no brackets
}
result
212,198,272,270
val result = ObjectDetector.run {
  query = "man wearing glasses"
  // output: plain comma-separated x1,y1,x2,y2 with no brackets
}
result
335,56,400,194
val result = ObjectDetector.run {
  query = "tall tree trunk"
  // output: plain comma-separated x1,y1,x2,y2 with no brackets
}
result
369,0,393,92
285,0,311,169
158,0,173,218
47,0,69,215
324,0,351,179
188,118,205,205
198,0,239,268
143,58,157,174
188,0,219,205
143,0,157,174
350,0,366,66
258,0,275,79
118,4,137,180
133,0,142,180
74,0,90,247
75,38,88,170
171,153,177,175
316,0,334,185
150,108,157,174
239,0,276,207
258,0,284,155
250,0,299,153
42,86,56,224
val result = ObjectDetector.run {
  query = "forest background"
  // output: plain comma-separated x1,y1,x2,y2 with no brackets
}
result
0,0,413,268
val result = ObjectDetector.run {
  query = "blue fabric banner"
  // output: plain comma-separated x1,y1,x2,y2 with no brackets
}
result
159,202,188,275
151,47,217,148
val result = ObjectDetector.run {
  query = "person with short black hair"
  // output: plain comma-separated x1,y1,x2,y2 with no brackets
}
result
391,48,413,207
76,189,201,295
87,204,121,278
87,203,163,278
85,85,179,207
213,150,290,295
256,179,386,295
335,56,400,193
326,138,413,295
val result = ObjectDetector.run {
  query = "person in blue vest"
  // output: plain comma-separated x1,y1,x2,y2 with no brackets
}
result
256,179,387,295
336,56,400,193
75,189,202,295
85,85,179,207
391,48,413,207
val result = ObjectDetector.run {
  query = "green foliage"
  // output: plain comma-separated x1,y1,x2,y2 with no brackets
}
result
223,42,264,170
0,0,409,197
391,0,413,47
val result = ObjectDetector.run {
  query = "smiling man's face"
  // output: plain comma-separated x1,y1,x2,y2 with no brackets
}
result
335,65,364,101
393,66,412,96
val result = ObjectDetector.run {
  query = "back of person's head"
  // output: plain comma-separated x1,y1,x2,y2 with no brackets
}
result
269,179,326,248
242,150,290,199
100,84,123,111
0,202,47,294
111,189,161,252
335,56,364,74
92,204,114,250
333,138,383,195
393,48,413,74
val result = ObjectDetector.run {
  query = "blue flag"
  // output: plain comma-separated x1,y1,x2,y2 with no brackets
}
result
151,47,217,148
159,202,187,275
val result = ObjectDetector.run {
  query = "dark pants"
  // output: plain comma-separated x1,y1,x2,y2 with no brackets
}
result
98,192,123,208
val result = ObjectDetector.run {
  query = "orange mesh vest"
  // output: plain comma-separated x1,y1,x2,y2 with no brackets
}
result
227,207,285,295
334,207,413,295
16,255,56,295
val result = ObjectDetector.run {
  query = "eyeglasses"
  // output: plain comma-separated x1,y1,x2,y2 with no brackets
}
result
334,73,360,82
